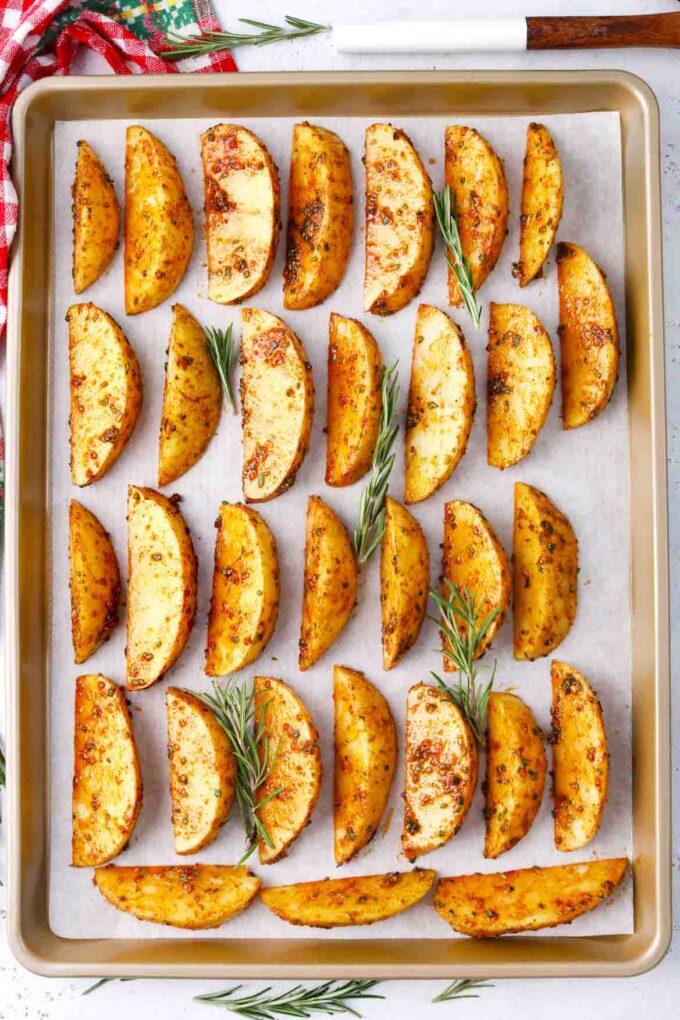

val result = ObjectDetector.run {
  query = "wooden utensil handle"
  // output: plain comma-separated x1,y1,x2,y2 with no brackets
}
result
527,12,680,49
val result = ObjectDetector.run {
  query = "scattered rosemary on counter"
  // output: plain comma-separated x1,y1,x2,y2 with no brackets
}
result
161,16,330,61
433,186,483,331
194,980,384,1018
432,978,495,1003
206,324,238,414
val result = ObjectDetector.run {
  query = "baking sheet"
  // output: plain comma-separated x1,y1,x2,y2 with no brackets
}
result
49,111,632,939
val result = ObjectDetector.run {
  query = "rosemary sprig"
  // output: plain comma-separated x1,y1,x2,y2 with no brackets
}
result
195,980,384,1018
353,362,399,565
83,978,136,996
432,978,494,1003
162,16,330,61
206,324,238,414
433,186,483,331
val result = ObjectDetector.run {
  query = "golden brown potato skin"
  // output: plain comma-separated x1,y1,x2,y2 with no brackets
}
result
72,140,120,293
433,858,627,937
334,666,397,865
380,497,429,670
516,123,563,287
284,123,353,310
69,500,120,664
551,661,609,852
72,674,142,867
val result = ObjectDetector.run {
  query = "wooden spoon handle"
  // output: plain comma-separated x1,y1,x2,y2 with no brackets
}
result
527,12,680,49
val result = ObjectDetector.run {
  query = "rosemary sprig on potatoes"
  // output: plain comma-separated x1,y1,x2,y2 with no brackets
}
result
433,186,483,330
206,324,238,414
162,16,329,61
353,361,399,565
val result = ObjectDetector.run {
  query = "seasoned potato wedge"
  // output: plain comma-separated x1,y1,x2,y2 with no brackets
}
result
433,858,627,937
261,870,436,928
380,497,429,670
125,126,193,314
513,482,578,661
557,242,620,430
334,665,397,864
299,496,358,671
552,661,609,852
487,302,556,469
68,302,142,487
441,500,510,671
72,140,120,293
364,123,434,315
69,500,120,664
158,304,221,487
241,308,314,502
445,126,508,305
484,692,546,859
516,122,563,287
404,304,475,505
402,683,478,860
202,124,280,305
166,687,236,855
254,677,322,864
126,486,197,690
284,123,353,310
326,313,382,487
94,864,260,930
72,674,142,867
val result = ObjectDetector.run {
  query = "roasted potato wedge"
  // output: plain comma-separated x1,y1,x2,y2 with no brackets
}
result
241,308,314,502
516,122,563,287
484,692,546,859
254,677,322,864
404,304,475,505
72,674,142,867
69,500,120,664
552,661,609,852
433,858,627,937
72,140,120,293
284,123,353,310
68,302,142,487
402,683,478,860
513,482,578,661
487,302,556,469
158,304,221,487
94,864,260,930
557,241,620,430
299,496,358,671
325,313,382,487
445,126,508,306
261,870,436,928
202,124,280,305
125,125,193,315
126,486,197,690
364,123,434,315
334,665,397,865
380,497,429,670
166,687,236,855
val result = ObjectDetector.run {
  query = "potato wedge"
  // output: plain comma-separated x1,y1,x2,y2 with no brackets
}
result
299,496,358,671
206,503,279,676
254,677,322,864
241,308,314,502
69,500,120,664
487,302,556,469
513,482,578,661
551,661,609,852
404,304,475,505
364,123,434,315
433,858,627,937
68,302,142,487
484,692,546,859
284,123,353,310
380,497,429,670
158,304,222,487
557,242,620,430
126,486,197,690
325,313,382,487
94,864,260,930
334,665,397,865
72,674,142,867
261,870,436,928
125,125,193,315
72,140,120,293
516,123,563,287
402,683,478,860
202,124,280,305
445,126,508,305
166,687,236,855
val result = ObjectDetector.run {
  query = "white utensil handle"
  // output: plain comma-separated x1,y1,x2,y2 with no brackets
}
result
332,19,528,54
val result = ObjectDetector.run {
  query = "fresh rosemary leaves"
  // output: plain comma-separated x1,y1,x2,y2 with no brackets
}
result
162,16,330,61
195,980,384,1018
433,186,483,331
206,324,238,414
432,978,494,1003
